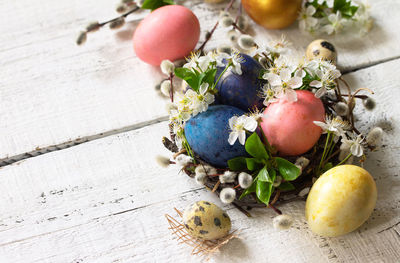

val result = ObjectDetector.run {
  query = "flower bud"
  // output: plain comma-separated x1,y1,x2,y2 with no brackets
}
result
165,102,177,113
195,165,217,176
195,172,207,185
220,187,236,204
363,97,376,110
298,187,310,197
236,15,248,31
76,31,87,45
238,34,256,50
109,17,125,29
273,214,293,230
160,59,175,75
220,17,234,28
85,21,101,32
160,80,172,97
272,176,282,187
219,11,230,18
227,29,239,43
155,155,171,168
175,154,193,166
295,157,310,170
136,0,145,7
217,44,232,54
116,3,127,13
334,102,349,116
219,171,237,184
366,127,383,146
238,172,253,189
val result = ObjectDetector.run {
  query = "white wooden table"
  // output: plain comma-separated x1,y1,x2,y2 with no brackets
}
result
1,0,399,262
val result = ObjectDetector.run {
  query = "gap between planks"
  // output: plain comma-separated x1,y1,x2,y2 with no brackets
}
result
1,56,399,168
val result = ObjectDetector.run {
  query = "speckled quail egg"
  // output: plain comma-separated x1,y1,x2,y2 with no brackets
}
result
306,39,337,64
183,201,231,240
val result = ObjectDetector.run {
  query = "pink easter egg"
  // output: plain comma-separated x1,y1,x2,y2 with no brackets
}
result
133,5,200,66
261,90,325,156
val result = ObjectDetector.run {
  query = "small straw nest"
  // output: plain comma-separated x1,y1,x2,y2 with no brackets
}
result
165,208,239,260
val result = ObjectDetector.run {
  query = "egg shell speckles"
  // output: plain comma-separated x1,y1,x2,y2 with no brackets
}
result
183,201,231,240
185,105,247,167
214,54,265,111
306,39,337,64
133,5,200,66
261,90,325,156
306,165,377,237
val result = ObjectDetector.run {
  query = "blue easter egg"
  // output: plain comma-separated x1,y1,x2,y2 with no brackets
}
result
215,53,265,112
185,105,247,167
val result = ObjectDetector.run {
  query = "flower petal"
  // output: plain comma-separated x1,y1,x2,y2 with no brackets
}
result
244,117,258,132
238,131,246,145
310,80,322,88
285,88,298,102
228,132,238,145
229,116,238,129
266,73,281,86
288,77,303,89
315,87,327,98
280,68,291,82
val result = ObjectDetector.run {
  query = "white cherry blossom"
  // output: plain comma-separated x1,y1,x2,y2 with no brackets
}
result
313,115,350,137
228,115,258,145
264,68,302,102
322,12,346,35
340,133,365,157
299,5,318,32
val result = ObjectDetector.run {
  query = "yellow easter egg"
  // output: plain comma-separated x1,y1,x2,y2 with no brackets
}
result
305,165,377,237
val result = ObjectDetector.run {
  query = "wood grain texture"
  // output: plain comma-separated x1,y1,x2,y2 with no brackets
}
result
0,59,399,262
1,0,400,165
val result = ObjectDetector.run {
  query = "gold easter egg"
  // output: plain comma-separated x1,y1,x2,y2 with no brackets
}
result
242,0,302,29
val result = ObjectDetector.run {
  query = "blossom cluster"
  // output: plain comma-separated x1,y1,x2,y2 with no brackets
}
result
168,50,244,141
253,38,341,105
299,0,373,35
314,115,382,163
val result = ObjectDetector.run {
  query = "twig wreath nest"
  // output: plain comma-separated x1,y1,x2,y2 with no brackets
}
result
76,0,378,256
158,36,381,242
159,38,380,210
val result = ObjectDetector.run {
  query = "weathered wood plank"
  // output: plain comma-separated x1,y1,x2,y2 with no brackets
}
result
1,0,400,164
0,59,399,262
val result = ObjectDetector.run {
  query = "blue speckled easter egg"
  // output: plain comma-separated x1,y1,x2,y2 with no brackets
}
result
215,53,265,111
185,105,247,167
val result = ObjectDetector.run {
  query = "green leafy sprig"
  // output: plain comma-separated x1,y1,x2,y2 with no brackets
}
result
174,60,232,93
227,132,301,206
141,0,175,11
307,0,359,19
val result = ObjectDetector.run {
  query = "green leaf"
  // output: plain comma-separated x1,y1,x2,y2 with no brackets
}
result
275,157,301,181
203,68,217,86
141,0,174,11
269,168,276,179
278,182,295,192
256,180,274,206
258,166,272,182
322,162,333,173
245,133,268,160
228,157,247,171
333,0,347,12
341,5,358,18
174,68,199,91
245,158,264,171
239,179,257,200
